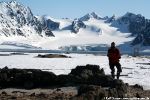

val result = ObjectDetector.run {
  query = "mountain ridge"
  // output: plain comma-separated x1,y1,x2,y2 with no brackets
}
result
0,1,149,49
0,1,54,37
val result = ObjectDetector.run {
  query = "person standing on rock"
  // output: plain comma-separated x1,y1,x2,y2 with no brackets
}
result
107,42,122,79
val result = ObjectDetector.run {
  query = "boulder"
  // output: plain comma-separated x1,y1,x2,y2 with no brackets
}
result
69,64,105,77
0,65,145,99
133,84,143,90
72,85,106,100
37,54,71,58
0,67,57,89
109,79,128,98
69,64,113,86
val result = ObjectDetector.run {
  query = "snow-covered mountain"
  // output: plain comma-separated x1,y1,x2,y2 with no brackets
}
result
79,12,102,21
0,1,149,52
107,12,150,46
0,1,54,37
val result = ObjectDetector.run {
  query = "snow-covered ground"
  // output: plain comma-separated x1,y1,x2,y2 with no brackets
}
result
0,52,149,90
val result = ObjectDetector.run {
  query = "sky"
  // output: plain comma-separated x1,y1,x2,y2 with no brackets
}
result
1,0,150,19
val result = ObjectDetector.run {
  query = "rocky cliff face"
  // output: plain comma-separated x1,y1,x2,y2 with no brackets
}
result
71,19,86,33
79,12,102,21
108,12,150,46
131,21,150,46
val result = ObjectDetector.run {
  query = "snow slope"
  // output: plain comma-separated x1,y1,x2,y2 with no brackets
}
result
38,18,135,53
0,17,135,51
38,17,150,54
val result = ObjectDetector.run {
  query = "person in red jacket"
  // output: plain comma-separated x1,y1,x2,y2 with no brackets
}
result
107,42,122,79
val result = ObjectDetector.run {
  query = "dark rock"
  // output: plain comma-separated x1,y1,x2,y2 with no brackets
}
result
78,85,105,95
36,92,47,98
133,84,143,90
46,19,60,31
108,88,118,97
23,81,34,89
16,28,24,36
9,96,17,99
56,74,74,86
44,28,55,37
73,85,106,100
70,64,105,76
89,74,113,87
79,12,102,21
10,52,28,55
68,64,112,86
56,88,61,91
0,65,139,99
132,34,143,45
0,67,57,89
1,91,7,96
136,93,141,98
30,93,36,97
71,20,86,33
0,64,111,89
143,37,150,46
110,79,128,98
2,66,9,70
57,64,113,87
37,54,71,58
0,64,129,99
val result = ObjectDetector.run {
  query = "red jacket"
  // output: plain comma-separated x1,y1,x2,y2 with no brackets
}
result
107,47,121,63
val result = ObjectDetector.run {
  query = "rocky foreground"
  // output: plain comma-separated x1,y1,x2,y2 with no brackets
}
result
0,65,150,100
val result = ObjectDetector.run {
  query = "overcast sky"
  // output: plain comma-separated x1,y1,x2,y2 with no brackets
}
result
1,0,150,19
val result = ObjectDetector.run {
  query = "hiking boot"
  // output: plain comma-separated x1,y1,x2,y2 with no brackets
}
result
111,73,115,79
117,72,120,79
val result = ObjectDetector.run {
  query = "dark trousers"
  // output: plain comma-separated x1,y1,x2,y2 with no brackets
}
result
109,62,122,79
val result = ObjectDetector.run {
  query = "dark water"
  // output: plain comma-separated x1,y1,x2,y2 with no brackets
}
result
0,49,150,56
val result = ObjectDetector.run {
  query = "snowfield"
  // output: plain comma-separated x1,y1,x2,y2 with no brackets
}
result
0,18,135,51
0,52,149,90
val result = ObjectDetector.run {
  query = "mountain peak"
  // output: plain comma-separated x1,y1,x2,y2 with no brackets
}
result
0,0,54,37
7,0,23,8
79,12,102,21
90,12,100,17
121,12,143,20
10,0,18,4
123,12,136,18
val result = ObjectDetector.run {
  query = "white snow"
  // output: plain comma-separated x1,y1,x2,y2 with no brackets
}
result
0,17,149,53
0,9,134,50
36,18,135,51
0,53,149,90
